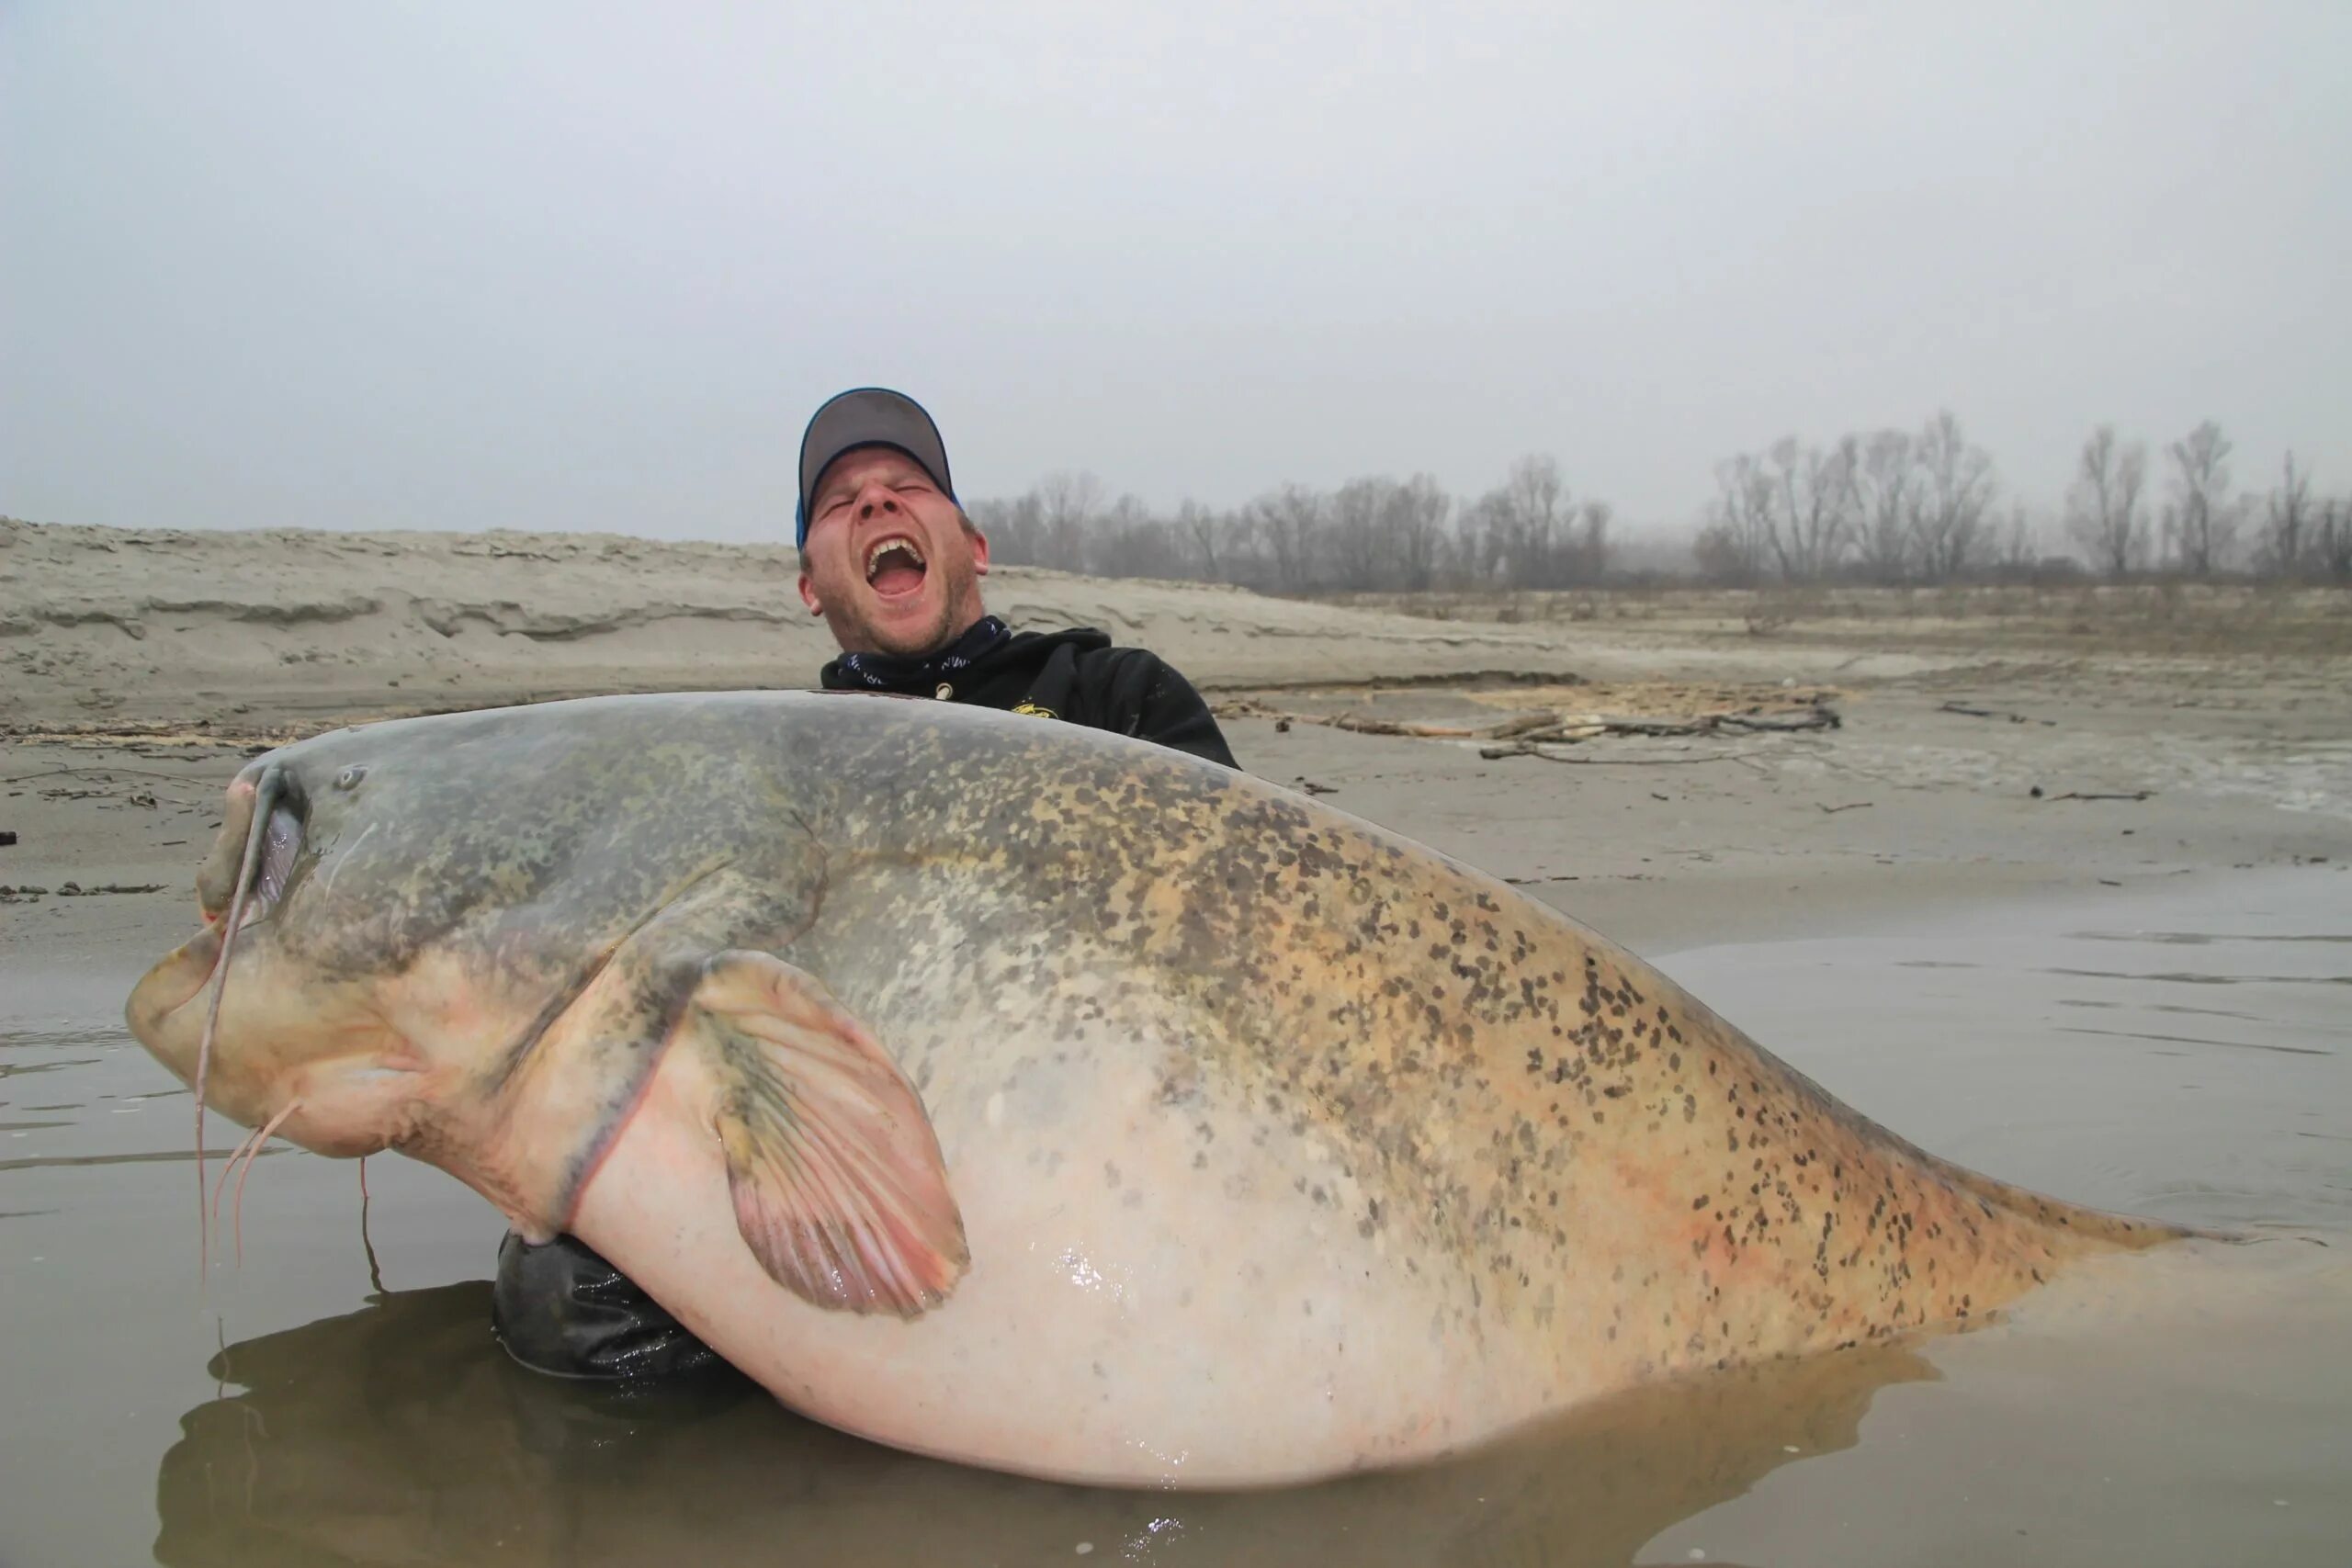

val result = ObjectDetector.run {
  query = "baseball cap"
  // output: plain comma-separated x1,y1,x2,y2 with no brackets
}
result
795,388,958,548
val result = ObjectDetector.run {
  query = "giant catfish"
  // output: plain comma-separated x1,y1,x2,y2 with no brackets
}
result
125,692,2183,1487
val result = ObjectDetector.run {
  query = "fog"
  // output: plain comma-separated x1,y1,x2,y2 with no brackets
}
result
4,2,2346,543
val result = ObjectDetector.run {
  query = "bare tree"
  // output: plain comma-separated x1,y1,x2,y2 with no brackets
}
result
1325,476,1396,590
2160,421,2241,575
2315,496,2352,581
1249,483,1326,592
1460,455,1601,588
1761,436,1857,581
1906,410,1997,581
2064,425,2149,580
2256,451,2314,578
1504,455,1566,547
1850,429,1917,584
1031,470,1110,570
1385,474,1452,591
1113,497,1192,580
1499,455,1569,585
1571,498,1612,583
1697,453,1774,584
1455,491,1515,586
1690,524,1748,583
1171,499,1245,582
967,491,1046,565
1996,502,2041,573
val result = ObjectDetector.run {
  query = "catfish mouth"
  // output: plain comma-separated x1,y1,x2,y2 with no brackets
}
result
197,774,304,929
130,769,310,1051
129,761,322,1267
863,534,929,601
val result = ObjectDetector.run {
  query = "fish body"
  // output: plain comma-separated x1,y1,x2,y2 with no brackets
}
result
127,692,2178,1487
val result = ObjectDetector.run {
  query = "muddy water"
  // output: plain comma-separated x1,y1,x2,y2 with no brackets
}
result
2,870,2344,1567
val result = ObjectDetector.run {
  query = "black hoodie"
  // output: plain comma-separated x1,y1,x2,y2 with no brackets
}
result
818,624,1239,770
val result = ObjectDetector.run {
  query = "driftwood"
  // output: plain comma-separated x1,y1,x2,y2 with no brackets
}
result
1476,748,1753,766
1219,689,1843,761
1483,700,1842,754
1231,708,1566,741
1939,700,2056,727
0,881,167,899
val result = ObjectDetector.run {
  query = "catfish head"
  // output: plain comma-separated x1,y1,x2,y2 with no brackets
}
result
128,752,446,1164
125,696,969,1314
121,704,746,1213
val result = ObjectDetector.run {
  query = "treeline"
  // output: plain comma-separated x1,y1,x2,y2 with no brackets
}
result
1699,412,2352,585
967,457,1611,593
959,414,2348,592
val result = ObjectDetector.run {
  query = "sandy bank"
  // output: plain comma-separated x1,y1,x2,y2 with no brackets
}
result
1,516,1589,733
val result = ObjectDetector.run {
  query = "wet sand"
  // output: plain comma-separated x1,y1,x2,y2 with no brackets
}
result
3,519,2348,1565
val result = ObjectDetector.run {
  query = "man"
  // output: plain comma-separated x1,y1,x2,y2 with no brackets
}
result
792,386,1237,766
492,388,1238,1380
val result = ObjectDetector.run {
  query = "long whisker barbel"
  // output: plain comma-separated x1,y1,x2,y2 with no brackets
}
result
193,764,283,1277
232,1100,303,1267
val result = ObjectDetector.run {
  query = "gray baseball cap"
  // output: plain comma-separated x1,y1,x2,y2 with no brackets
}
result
795,388,957,547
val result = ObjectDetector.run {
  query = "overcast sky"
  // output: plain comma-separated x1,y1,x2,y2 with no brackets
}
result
4,2,2346,542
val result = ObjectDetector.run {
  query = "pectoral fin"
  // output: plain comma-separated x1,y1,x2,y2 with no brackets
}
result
691,951,967,1318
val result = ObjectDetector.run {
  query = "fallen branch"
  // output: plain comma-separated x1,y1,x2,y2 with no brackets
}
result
1480,746,1750,766
0,763,231,787
1815,801,1873,814
1488,723,1609,745
1939,700,2055,727
1327,716,1480,739
2042,790,2154,802
1222,694,1840,746
1560,717,1708,739
1486,705,1840,748
1720,708,1843,732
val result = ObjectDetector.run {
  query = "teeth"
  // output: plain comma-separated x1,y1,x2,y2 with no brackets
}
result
865,536,927,579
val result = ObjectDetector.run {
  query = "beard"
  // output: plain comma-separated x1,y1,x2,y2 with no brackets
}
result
828,555,980,658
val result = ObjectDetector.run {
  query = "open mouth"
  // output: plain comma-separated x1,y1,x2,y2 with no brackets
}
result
132,768,303,1040
202,796,303,931
864,535,929,601
135,784,297,1033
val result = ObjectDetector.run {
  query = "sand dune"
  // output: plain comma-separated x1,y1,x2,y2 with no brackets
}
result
0,515,1585,732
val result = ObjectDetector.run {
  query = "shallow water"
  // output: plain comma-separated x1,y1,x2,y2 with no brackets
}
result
2,869,2345,1567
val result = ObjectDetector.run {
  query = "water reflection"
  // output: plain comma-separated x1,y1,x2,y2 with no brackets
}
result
155,1284,1937,1568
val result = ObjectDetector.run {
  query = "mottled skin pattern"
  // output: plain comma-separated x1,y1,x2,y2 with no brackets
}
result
128,692,2182,1487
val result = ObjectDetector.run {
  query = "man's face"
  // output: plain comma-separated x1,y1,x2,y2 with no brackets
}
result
797,447,990,658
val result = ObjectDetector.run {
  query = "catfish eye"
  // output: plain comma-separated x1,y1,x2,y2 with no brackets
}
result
334,765,367,791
